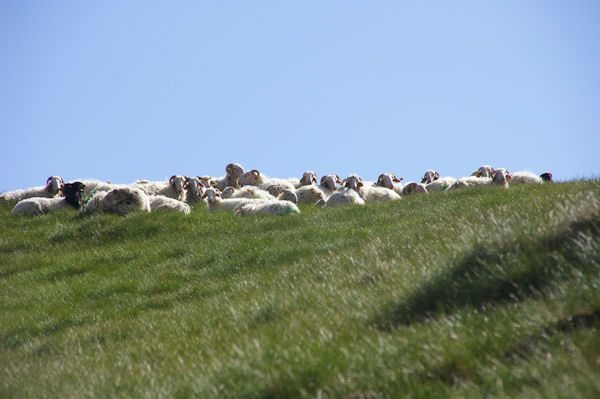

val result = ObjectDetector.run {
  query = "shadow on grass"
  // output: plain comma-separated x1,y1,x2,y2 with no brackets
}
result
375,216,600,329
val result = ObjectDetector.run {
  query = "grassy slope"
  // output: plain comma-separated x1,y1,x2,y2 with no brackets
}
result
1,181,599,398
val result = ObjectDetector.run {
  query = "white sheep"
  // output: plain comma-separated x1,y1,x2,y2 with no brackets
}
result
221,186,276,200
214,163,245,190
471,165,495,178
402,182,428,196
185,176,207,204
198,176,217,188
509,170,543,184
12,182,85,216
235,200,300,216
420,170,456,192
237,169,297,195
149,195,191,215
447,168,511,190
202,187,265,212
134,175,187,201
318,174,342,197
1,176,64,204
375,173,404,195
293,185,328,205
277,189,299,204
318,175,366,208
343,174,400,203
99,187,151,215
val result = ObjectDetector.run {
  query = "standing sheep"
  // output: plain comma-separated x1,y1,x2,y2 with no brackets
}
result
12,182,85,216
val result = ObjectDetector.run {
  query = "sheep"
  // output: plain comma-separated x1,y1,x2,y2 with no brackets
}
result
447,168,511,190
277,189,299,204
12,182,85,216
297,171,318,187
185,176,207,204
76,179,127,199
202,187,265,212
220,186,276,200
471,165,495,178
509,170,543,184
149,195,191,215
540,172,554,182
214,163,245,190
235,200,300,216
343,174,400,203
1,176,64,204
237,169,296,196
100,187,151,215
134,175,187,201
317,175,366,208
318,174,342,197
420,170,456,192
293,185,328,205
376,173,404,195
402,182,428,196
199,176,217,188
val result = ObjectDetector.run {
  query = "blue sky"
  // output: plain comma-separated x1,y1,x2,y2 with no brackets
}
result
1,1,599,192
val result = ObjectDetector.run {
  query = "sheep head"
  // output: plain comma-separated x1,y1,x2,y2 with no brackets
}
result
61,182,86,209
540,172,553,182
300,171,318,186
221,187,236,199
169,175,187,196
46,176,65,196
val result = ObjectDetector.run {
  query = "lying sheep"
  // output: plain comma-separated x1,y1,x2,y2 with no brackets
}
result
420,170,456,192
1,176,64,204
221,186,275,200
402,182,428,195
202,187,265,212
277,189,299,204
343,174,400,203
235,200,300,216
318,175,365,208
185,176,207,204
237,169,297,196
297,171,318,187
12,182,85,216
447,168,511,190
214,163,245,190
293,185,328,204
318,174,342,197
471,165,495,178
376,173,404,195
509,170,543,184
149,195,191,215
134,175,187,201
99,187,151,215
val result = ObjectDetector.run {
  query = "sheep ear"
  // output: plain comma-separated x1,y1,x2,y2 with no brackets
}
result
393,175,401,183
358,181,364,187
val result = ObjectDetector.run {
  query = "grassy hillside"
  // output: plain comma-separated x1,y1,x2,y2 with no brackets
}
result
1,181,599,398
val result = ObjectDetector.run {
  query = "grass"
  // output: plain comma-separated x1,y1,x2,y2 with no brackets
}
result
1,180,599,398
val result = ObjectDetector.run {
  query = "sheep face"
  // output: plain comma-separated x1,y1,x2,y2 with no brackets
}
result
46,176,65,196
186,177,205,197
421,170,439,184
202,187,221,203
540,172,553,182
169,175,187,196
492,168,510,186
377,173,402,189
237,170,261,186
300,171,318,186
343,175,363,192
320,175,341,191
225,163,245,177
475,165,495,178
61,182,86,209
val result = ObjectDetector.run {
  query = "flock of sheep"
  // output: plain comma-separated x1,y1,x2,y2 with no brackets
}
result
2,163,554,217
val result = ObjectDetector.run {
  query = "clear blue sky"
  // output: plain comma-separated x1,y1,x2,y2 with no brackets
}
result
1,1,599,192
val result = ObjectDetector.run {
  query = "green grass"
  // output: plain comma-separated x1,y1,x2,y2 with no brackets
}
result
1,181,599,398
